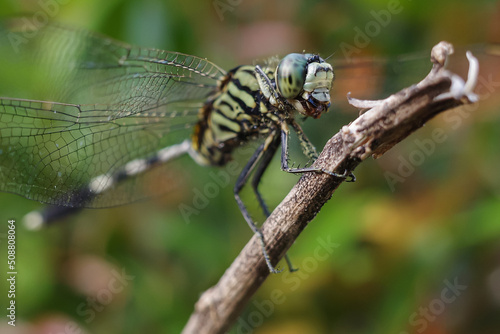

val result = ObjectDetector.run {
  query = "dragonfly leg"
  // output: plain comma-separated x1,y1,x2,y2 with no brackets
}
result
234,134,284,274
250,136,280,217
250,134,298,272
281,122,355,181
289,119,319,161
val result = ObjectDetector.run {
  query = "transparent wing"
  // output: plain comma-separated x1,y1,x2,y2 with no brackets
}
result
0,21,226,207
0,98,200,207
1,20,226,106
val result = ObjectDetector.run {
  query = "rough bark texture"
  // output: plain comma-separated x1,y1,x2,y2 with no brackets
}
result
182,42,479,334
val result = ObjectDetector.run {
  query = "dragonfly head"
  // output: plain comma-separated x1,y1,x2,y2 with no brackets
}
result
275,53,334,119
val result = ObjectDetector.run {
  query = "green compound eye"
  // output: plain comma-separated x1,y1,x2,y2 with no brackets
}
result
276,53,308,99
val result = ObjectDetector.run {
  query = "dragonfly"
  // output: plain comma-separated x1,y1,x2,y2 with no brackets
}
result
0,20,361,273
1,20,494,272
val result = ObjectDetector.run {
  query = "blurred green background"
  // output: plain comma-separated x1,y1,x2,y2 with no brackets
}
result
0,0,500,333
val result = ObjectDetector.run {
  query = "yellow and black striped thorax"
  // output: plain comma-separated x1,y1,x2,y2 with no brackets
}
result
192,64,279,166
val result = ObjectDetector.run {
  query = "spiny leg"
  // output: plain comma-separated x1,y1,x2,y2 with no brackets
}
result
289,119,319,161
250,135,280,217
281,122,355,181
250,134,298,272
234,135,283,273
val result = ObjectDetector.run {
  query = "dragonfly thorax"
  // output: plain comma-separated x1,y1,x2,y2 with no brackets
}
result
191,53,335,166
275,53,334,119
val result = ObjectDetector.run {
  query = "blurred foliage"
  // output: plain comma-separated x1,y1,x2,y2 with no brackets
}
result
0,0,500,333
